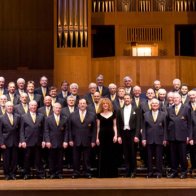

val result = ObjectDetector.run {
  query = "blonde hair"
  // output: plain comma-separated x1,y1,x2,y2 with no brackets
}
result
97,98,113,113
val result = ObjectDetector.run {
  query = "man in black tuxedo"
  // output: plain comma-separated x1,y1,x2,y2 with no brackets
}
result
107,83,118,102
0,76,8,95
84,82,97,105
69,98,96,178
15,78,26,96
26,81,42,108
38,96,53,117
57,80,70,99
132,85,145,109
67,83,80,106
117,94,140,178
87,92,101,114
0,101,20,180
96,74,109,97
44,102,68,179
6,82,20,105
0,95,7,115
142,98,167,178
113,87,126,112
153,80,161,98
167,92,192,179
157,88,168,113
35,76,50,106
123,76,133,96
14,93,29,115
20,100,45,179
62,95,77,118
180,84,190,105
49,86,66,108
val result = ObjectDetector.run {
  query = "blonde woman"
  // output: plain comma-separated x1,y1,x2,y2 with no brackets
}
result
96,98,118,177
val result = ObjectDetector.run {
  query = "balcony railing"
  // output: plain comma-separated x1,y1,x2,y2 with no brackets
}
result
92,0,196,12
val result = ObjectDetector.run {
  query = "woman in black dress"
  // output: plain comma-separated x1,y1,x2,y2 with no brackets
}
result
96,98,118,178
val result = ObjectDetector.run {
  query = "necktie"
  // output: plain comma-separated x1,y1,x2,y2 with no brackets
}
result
29,94,34,101
23,104,28,113
69,107,74,113
55,115,59,126
46,107,50,116
52,98,56,106
152,112,157,122
10,94,14,103
120,100,124,108
175,106,179,115
42,88,46,97
135,98,139,107
148,102,151,110
99,86,102,96
1,107,5,114
80,111,85,123
192,103,196,111
0,89,3,96
95,104,99,113
8,114,14,125
181,96,186,104
111,95,115,101
155,91,158,98
31,113,36,123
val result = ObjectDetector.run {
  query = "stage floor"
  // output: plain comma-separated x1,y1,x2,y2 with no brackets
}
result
0,177,196,190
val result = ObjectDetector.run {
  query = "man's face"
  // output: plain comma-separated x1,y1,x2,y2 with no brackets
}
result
0,96,7,106
49,89,57,98
89,86,97,94
29,102,37,113
78,99,87,111
27,84,35,94
151,101,159,111
17,80,25,90
173,81,181,91
180,86,188,95
67,98,75,107
154,81,161,91
53,104,62,115
40,77,48,87
8,84,16,94
6,104,14,113
158,92,166,101
118,89,126,98
20,95,28,104
44,97,52,106
70,87,78,95
133,88,141,97
124,95,132,106
173,95,181,105
97,78,103,86
124,79,132,88
0,78,5,88
93,93,101,103
61,82,69,91
146,90,155,100
109,87,116,95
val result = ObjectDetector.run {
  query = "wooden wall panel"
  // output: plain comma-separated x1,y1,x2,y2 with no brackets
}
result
91,58,117,86
180,58,196,86
159,58,177,86
118,58,137,86
139,59,157,86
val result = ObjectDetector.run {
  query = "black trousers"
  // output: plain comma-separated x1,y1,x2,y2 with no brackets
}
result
122,130,137,175
49,148,63,175
73,145,91,175
190,144,196,170
24,146,43,175
147,144,163,175
2,146,18,176
169,141,187,173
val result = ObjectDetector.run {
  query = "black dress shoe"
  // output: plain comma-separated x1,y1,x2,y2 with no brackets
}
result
72,174,79,179
37,175,45,179
5,175,11,180
23,175,30,180
57,174,63,179
146,173,153,178
10,175,17,180
50,174,56,179
130,173,136,178
180,173,187,179
156,174,162,179
167,172,178,178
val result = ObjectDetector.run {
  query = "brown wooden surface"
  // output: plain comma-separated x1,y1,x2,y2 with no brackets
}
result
0,178,196,191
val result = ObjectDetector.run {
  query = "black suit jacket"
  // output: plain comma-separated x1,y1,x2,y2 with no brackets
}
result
0,113,20,147
57,91,71,99
14,103,28,116
117,106,141,138
69,110,96,147
38,106,53,117
62,106,77,118
6,93,20,105
84,93,94,105
20,112,44,146
167,104,192,141
34,87,50,107
27,93,43,108
142,111,167,144
96,86,109,97
192,110,196,142
44,114,68,148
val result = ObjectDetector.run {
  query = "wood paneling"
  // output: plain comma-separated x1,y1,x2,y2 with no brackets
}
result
0,0,54,69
